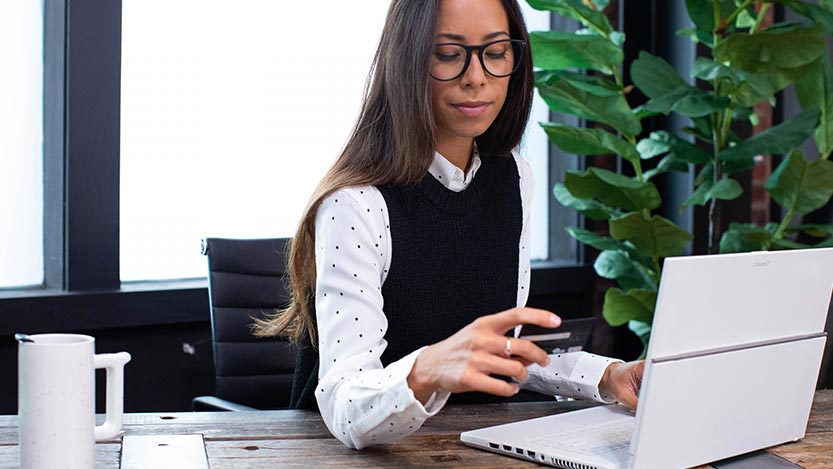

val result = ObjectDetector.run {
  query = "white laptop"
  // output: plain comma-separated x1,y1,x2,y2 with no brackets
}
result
461,248,833,469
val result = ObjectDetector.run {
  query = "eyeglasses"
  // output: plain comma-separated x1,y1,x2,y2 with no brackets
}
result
430,39,525,82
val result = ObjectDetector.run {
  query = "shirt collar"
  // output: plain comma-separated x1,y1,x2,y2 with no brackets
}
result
427,145,482,193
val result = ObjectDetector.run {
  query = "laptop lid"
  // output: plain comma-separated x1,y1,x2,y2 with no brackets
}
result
646,248,833,359
630,248,833,468
631,334,826,468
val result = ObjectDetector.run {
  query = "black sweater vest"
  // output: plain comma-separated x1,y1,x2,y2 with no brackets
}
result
290,154,522,409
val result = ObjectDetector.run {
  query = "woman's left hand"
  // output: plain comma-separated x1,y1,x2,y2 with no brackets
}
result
599,360,645,410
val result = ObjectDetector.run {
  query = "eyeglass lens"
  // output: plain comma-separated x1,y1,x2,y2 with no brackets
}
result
431,40,521,81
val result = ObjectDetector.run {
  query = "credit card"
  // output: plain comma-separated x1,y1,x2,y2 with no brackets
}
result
518,317,595,354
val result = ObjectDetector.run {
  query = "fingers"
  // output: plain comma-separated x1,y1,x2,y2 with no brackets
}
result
608,361,645,410
486,307,561,334
502,337,549,367
479,353,529,382
617,389,638,410
462,371,521,397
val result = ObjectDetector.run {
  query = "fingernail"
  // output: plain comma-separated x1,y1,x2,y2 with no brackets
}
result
513,385,520,395
545,356,551,366
550,315,561,327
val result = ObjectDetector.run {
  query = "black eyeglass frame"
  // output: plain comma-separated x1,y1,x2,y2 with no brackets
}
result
430,38,526,82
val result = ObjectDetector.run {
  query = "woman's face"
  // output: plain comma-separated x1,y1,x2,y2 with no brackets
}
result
430,0,511,151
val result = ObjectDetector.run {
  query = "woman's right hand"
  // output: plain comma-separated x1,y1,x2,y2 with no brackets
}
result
406,307,561,404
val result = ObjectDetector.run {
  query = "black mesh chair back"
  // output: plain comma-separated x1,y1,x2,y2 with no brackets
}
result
202,237,296,409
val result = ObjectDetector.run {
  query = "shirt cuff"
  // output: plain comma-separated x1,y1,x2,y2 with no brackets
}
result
571,353,623,404
521,352,623,404
385,347,450,417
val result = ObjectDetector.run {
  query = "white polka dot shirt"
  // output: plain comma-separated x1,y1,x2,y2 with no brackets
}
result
313,150,621,449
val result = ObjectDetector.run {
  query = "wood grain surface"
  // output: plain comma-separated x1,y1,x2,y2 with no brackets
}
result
1,391,830,468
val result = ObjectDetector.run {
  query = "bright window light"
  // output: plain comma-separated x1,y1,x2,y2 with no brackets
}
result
120,1,550,282
0,1,44,288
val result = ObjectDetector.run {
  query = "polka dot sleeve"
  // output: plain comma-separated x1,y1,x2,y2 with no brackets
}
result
521,352,624,404
511,151,620,403
313,187,446,450
512,151,533,307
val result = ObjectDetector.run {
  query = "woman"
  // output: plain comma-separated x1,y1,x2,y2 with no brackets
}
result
256,0,644,449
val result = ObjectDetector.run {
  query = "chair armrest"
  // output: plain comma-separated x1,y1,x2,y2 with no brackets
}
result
191,395,259,412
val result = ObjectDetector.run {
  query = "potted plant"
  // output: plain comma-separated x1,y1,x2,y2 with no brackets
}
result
527,0,833,354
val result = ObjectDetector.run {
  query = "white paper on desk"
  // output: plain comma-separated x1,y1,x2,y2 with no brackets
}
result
121,434,209,469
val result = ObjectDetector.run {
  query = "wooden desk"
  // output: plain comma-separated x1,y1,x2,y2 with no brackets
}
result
1,390,830,468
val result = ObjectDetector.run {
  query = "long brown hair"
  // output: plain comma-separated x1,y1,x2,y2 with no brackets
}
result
255,0,534,343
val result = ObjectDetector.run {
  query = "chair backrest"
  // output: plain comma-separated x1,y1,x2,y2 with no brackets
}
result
202,237,296,409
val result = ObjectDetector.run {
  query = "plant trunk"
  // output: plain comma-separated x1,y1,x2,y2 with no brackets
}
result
708,164,723,254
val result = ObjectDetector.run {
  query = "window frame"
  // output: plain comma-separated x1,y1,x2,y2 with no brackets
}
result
0,0,590,335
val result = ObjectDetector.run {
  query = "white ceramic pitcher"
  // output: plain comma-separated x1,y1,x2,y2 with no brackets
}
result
17,333,131,469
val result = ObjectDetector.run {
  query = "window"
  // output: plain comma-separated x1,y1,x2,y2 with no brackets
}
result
0,1,44,288
119,2,553,282
0,0,595,343
520,4,551,262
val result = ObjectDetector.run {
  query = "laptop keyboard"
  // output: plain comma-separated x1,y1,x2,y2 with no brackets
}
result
530,419,634,456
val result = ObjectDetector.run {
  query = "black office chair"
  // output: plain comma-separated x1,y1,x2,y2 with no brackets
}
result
192,237,297,411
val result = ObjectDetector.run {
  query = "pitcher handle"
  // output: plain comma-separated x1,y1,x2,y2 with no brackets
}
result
93,352,132,440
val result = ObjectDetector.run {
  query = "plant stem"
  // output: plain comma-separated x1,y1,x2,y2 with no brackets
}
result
624,134,652,220
708,158,724,254
652,257,662,279
725,0,756,29
751,3,770,33
774,207,796,241
610,66,624,90
719,105,734,149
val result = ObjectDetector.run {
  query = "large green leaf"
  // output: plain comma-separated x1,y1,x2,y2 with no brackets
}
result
553,183,617,220
637,131,712,163
636,131,672,159
815,237,833,248
683,116,714,144
527,0,614,35
780,0,833,34
629,320,652,359
566,227,655,268
795,54,833,158
771,238,811,250
766,150,833,215
719,223,773,253
535,70,622,97
538,78,642,136
565,227,622,252
691,58,778,107
594,250,657,291
565,168,662,211
677,26,714,46
630,51,688,99
602,288,657,327
530,30,623,72
640,87,730,118
713,24,826,92
714,23,825,70
789,224,833,238
684,0,713,33
541,124,640,163
643,155,691,181
719,110,819,162
608,212,692,258
684,0,735,43
683,177,744,208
